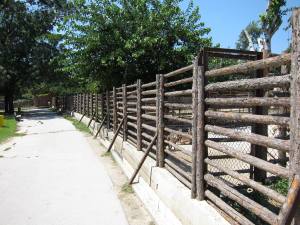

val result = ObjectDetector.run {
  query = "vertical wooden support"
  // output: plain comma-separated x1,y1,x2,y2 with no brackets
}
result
136,79,142,151
79,94,82,113
290,8,300,225
86,93,89,115
122,84,127,141
156,75,160,166
197,65,205,200
91,93,94,116
113,87,117,132
191,56,199,199
76,94,80,112
95,94,99,119
251,51,268,183
83,93,86,114
106,90,110,130
157,74,165,168
100,92,104,120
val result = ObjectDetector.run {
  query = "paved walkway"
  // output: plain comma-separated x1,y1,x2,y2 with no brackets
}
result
0,109,129,225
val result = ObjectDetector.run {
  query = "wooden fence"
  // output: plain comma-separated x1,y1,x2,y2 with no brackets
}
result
61,8,300,225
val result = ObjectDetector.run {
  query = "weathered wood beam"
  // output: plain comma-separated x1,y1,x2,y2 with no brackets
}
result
205,74,290,92
205,140,289,178
205,125,290,152
205,53,291,77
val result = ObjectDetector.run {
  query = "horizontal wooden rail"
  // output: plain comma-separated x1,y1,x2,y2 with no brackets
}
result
205,190,255,225
164,127,192,139
164,103,192,109
164,77,193,88
142,97,156,102
205,53,291,77
205,74,291,92
164,89,192,97
141,114,157,121
205,125,290,152
164,64,193,78
142,89,156,95
205,158,286,204
204,174,278,225
142,81,156,88
205,97,290,107
205,140,289,178
164,115,192,124
142,123,156,132
205,110,290,126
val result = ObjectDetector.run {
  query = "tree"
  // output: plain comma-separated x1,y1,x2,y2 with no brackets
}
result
60,0,212,91
259,0,287,53
0,0,70,113
236,21,262,51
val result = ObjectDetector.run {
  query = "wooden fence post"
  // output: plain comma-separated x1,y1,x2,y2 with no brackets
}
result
136,79,142,151
290,7,300,224
106,90,110,130
251,51,268,182
191,56,199,199
113,87,117,132
197,64,205,200
100,92,104,120
156,74,164,168
95,93,99,119
123,84,127,141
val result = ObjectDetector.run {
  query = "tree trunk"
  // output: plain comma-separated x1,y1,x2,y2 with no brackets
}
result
4,92,14,114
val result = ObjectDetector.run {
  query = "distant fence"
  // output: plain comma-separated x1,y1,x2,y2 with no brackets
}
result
59,8,300,225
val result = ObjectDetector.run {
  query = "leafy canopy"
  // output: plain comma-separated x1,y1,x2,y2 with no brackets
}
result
60,0,212,91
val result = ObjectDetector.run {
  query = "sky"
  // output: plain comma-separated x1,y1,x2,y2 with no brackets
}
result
181,0,300,53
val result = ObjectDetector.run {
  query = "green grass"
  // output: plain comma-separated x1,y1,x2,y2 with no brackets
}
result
121,183,134,194
0,115,17,143
63,115,91,133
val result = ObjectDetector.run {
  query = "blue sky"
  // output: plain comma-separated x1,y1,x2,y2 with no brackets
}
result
181,0,299,53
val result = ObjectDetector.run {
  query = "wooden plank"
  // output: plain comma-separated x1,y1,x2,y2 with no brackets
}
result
157,74,165,168
205,158,286,204
205,53,291,77
129,133,157,184
94,115,107,138
205,140,289,178
164,89,192,97
205,97,290,107
107,118,125,152
205,125,290,152
205,110,290,126
205,190,255,225
197,65,206,200
164,64,193,78
205,74,290,92
277,175,300,225
191,57,198,199
137,80,142,151
122,85,127,141
289,8,300,225
204,174,278,225
113,87,117,132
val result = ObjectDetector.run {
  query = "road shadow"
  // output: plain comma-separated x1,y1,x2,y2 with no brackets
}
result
22,108,59,121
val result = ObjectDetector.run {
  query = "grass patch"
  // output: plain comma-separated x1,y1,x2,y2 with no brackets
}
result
0,115,17,143
63,115,91,134
121,183,134,194
101,151,111,157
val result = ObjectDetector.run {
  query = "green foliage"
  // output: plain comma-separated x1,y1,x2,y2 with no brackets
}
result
0,115,17,143
0,0,72,111
59,0,212,91
268,177,289,196
121,183,134,194
259,0,287,51
236,21,262,50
